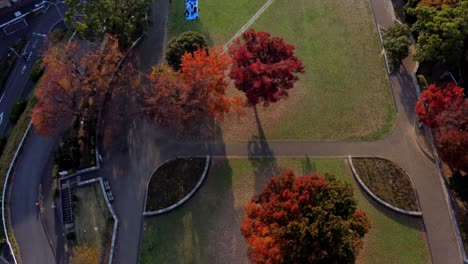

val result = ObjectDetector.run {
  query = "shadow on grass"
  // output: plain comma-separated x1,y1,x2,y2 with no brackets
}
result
248,106,280,193
352,173,425,232
139,121,246,263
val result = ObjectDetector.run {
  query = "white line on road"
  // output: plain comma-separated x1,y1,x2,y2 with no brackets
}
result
0,112,3,126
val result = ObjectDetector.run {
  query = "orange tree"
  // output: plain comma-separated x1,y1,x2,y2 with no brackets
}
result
142,47,243,128
241,171,370,264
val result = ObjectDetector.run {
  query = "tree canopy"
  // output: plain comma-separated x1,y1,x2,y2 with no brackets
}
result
409,0,468,66
415,82,464,127
165,31,208,71
229,29,304,107
435,99,468,173
32,35,137,136
241,171,370,264
383,24,412,70
65,0,150,48
142,47,243,128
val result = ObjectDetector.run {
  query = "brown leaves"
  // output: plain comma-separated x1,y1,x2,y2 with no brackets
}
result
32,35,134,136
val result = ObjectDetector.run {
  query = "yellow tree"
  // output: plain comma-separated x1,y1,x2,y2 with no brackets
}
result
70,245,99,264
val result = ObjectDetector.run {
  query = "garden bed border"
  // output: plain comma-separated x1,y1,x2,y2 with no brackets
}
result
347,156,422,216
143,156,210,216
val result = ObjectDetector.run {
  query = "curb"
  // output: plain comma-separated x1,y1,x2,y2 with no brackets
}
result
143,156,210,216
413,119,435,161
347,156,422,216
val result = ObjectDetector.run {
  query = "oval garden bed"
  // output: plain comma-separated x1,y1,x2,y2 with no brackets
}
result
351,158,419,212
145,157,208,212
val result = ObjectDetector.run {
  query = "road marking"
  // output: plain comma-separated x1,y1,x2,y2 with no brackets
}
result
0,113,3,126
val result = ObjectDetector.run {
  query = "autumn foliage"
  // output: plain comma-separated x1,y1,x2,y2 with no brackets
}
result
435,99,468,173
229,29,304,106
415,82,464,127
32,35,136,136
142,47,243,127
70,245,99,264
241,171,370,264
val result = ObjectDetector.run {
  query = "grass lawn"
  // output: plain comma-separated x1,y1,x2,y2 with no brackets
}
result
73,184,113,262
167,0,265,45
140,158,429,264
352,158,419,211
166,0,395,140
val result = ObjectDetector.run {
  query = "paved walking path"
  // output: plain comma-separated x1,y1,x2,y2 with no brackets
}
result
99,0,462,264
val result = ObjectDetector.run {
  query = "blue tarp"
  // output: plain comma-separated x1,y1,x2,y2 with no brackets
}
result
185,0,198,20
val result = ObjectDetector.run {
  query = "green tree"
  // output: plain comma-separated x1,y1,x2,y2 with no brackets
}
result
383,24,412,71
409,1,468,67
165,31,208,71
65,0,150,48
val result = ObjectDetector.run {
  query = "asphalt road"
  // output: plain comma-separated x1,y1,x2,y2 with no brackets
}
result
9,130,56,264
0,2,66,136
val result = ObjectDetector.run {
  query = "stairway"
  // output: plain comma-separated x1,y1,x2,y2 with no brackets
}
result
61,188,73,225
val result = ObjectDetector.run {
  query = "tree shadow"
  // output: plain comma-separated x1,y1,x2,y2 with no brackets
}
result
393,63,419,124
248,106,280,193
301,155,316,175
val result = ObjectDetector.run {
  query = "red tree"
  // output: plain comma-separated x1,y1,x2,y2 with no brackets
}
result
241,171,370,264
229,29,304,106
415,82,464,127
435,99,468,173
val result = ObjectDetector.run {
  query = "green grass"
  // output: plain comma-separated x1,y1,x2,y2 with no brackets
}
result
140,158,429,264
166,0,395,140
74,184,113,261
251,0,395,139
167,0,265,45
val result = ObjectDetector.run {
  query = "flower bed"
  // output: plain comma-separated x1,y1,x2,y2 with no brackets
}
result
145,157,207,211
352,158,419,211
